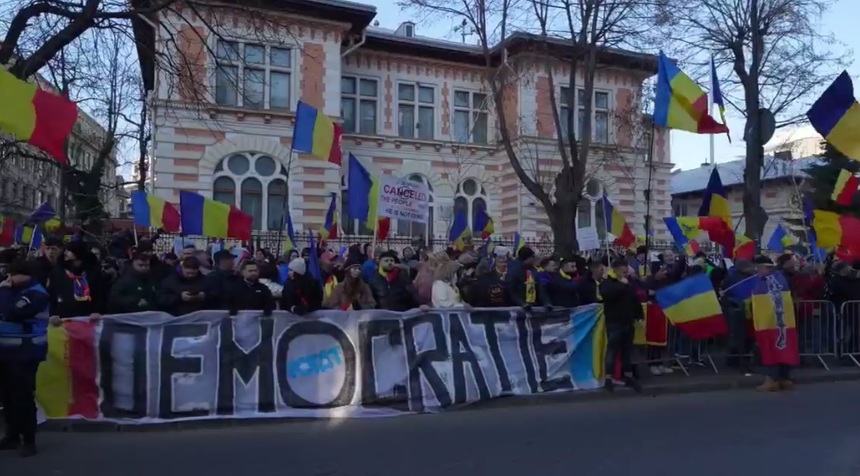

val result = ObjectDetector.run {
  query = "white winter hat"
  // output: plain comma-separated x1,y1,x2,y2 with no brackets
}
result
288,258,307,275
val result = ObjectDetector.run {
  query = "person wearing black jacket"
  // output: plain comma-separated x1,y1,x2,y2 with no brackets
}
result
578,259,606,305
504,247,551,311
280,258,323,315
548,257,580,308
205,250,240,310
31,237,64,287
367,250,422,311
47,241,105,319
467,257,512,307
158,257,210,316
108,253,159,314
599,258,643,392
227,261,274,316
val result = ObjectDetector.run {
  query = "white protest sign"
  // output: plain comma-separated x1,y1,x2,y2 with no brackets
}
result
378,176,431,223
578,227,600,250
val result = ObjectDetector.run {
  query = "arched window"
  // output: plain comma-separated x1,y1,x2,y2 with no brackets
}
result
213,152,288,230
396,174,434,238
455,178,489,230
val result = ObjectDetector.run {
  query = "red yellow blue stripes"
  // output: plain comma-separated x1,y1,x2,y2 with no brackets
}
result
751,273,799,366
292,101,343,166
318,192,338,241
832,169,858,205
655,274,727,339
179,190,253,241
346,154,389,240
654,52,728,135
131,191,181,232
601,194,635,248
36,321,99,418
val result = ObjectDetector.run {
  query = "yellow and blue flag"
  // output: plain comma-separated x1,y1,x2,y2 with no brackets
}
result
655,274,728,339
654,51,729,134
807,71,860,161
472,205,494,239
449,207,470,250
709,56,730,140
767,225,793,254
512,232,526,255
567,304,607,389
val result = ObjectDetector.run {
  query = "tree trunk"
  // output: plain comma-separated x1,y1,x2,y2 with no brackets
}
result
549,168,581,256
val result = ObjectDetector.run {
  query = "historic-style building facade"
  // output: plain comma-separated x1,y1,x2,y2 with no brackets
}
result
133,0,672,240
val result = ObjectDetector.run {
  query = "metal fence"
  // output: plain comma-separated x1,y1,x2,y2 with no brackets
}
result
143,231,714,257
632,299,845,374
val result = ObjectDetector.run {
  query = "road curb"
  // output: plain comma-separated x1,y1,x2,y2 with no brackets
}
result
40,370,860,433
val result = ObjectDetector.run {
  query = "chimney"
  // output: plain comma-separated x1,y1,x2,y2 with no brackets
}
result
395,21,415,38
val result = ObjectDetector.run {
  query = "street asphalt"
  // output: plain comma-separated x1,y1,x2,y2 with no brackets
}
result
5,381,860,476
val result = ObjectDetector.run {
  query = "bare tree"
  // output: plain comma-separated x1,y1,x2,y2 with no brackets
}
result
402,0,655,254
655,0,850,242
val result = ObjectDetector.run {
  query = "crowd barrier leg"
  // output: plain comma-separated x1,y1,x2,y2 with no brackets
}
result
839,301,860,369
795,300,836,371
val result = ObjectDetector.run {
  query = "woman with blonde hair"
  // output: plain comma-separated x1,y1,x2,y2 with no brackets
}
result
431,261,469,308
414,251,450,305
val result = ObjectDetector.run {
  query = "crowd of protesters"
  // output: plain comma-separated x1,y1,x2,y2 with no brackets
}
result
1,229,859,457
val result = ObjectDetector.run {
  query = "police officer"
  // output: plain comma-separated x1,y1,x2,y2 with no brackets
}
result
0,259,51,457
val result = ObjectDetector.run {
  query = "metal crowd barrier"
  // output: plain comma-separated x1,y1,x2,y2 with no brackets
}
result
839,300,860,368
632,299,841,375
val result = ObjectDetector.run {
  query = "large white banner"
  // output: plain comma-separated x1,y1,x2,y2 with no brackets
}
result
37,306,605,424
377,176,431,223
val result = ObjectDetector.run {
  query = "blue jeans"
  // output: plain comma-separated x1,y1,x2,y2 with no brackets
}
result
766,364,792,381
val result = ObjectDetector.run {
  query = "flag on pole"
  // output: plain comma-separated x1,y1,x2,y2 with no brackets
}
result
709,56,730,140
653,52,729,134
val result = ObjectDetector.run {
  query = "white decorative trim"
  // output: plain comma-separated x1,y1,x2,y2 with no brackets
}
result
199,136,295,176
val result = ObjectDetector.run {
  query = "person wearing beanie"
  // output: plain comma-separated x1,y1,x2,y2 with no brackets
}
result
280,258,323,316
323,257,375,311
599,257,643,393
47,241,104,320
504,246,550,311
368,250,423,311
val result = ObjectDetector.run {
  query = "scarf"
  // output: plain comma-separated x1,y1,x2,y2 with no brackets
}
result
379,267,400,284
66,269,91,302
559,270,572,280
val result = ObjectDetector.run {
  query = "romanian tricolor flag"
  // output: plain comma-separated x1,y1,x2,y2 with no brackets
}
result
807,71,860,161
811,208,860,254
653,52,729,135
734,234,755,260
513,232,526,255
767,225,793,253
698,167,731,229
634,302,669,346
35,321,99,418
663,217,700,255
831,169,859,205
317,192,338,242
292,101,343,166
347,154,389,240
284,213,297,252
179,190,253,241
709,56,730,139
0,68,78,164
472,205,494,239
14,225,42,248
601,194,635,248
655,273,728,340
131,191,181,232
449,207,470,251
0,216,16,245
751,272,799,366
28,202,56,225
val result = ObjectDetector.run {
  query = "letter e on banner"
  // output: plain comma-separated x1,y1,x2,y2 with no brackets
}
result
377,176,430,224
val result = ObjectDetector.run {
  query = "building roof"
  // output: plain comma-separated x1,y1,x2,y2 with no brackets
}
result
670,156,823,196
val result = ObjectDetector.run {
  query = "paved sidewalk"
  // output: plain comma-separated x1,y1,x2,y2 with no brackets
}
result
33,363,860,433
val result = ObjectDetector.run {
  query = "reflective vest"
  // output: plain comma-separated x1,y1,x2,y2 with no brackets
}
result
0,282,50,357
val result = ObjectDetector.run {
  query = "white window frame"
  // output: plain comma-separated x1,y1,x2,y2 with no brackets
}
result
213,39,295,110
672,202,689,217
451,89,490,144
397,82,436,140
341,75,380,135
558,86,612,143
